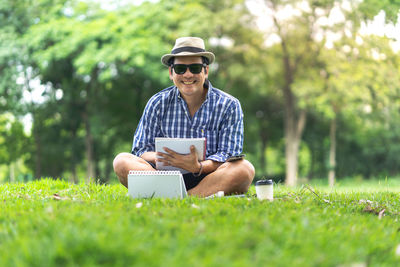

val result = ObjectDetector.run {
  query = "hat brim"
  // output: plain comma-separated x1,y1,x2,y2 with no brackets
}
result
161,51,215,66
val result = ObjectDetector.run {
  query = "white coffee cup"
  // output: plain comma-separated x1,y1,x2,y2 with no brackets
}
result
255,179,273,200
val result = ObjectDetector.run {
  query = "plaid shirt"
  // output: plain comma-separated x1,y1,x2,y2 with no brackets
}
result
131,83,244,162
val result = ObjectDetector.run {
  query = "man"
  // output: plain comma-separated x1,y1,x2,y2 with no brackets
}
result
113,37,255,197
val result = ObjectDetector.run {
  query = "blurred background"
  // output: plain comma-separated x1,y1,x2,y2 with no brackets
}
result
1,0,400,186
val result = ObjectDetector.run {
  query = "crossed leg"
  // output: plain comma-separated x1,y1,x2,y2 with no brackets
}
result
113,152,255,197
113,152,155,187
187,159,255,197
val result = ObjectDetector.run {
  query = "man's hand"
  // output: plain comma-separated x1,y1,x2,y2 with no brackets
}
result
141,152,157,164
156,145,201,174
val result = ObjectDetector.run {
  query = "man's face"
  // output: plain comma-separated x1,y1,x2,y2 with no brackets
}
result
169,56,209,98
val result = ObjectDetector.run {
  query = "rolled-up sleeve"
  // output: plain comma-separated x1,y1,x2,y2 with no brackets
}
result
206,100,244,162
131,96,161,156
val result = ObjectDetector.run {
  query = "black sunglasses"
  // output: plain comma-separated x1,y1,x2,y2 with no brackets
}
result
172,64,206,75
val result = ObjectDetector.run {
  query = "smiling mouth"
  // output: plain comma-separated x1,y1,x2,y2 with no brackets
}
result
182,81,195,85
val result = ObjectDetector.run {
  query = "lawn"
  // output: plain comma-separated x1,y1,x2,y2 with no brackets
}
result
1,178,400,266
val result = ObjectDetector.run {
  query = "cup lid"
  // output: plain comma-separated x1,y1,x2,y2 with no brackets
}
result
255,179,273,186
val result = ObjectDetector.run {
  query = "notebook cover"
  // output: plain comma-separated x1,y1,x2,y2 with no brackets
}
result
127,170,187,199
155,137,206,174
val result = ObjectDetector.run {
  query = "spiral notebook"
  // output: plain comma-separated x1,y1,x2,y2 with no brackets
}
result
127,170,187,199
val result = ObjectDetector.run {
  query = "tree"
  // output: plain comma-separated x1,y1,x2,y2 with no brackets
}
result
313,0,400,185
0,114,30,182
254,0,339,185
249,0,400,185
19,0,264,182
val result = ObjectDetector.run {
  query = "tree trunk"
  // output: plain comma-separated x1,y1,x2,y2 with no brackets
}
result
83,69,98,182
71,128,78,183
260,140,267,175
328,116,337,187
103,142,113,183
104,154,112,183
280,39,307,186
270,5,310,186
10,162,15,182
33,113,42,179
95,150,101,179
308,144,315,179
72,165,78,184
259,124,268,174
83,110,95,181
284,109,306,186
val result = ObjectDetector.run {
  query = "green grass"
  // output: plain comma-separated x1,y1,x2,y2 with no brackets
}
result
1,179,400,266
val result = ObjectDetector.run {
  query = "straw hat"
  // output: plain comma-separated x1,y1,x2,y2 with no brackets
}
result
161,37,215,66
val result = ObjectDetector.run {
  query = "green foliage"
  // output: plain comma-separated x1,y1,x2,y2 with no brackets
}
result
19,0,176,180
2,0,400,183
0,114,31,182
358,0,400,22
1,179,400,266
0,114,29,163
11,0,266,181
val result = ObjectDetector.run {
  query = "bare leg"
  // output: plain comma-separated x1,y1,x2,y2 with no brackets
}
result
188,159,255,197
113,152,155,187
